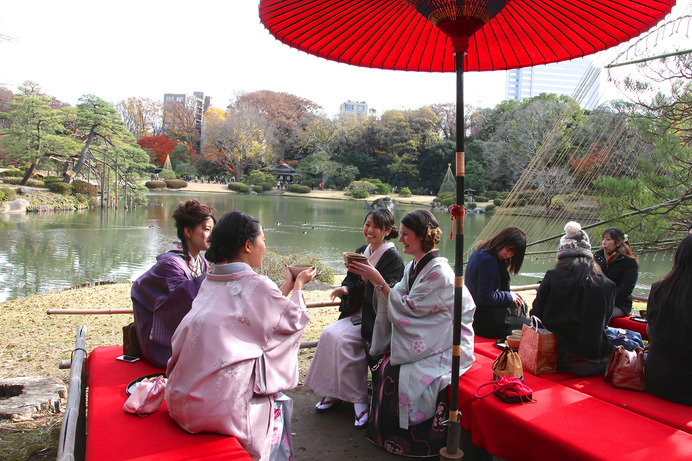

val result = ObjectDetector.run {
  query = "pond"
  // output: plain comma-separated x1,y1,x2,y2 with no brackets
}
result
0,192,674,302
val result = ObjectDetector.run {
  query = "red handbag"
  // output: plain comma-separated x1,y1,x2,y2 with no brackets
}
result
603,346,646,391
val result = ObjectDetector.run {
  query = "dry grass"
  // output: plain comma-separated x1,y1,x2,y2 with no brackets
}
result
0,282,339,460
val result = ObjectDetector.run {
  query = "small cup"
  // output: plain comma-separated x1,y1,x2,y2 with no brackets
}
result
288,264,312,279
506,335,521,349
511,329,523,337
343,252,368,265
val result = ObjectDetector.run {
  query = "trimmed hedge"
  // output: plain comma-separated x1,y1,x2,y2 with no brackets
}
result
287,184,311,194
0,169,23,177
165,179,188,189
399,187,412,197
252,185,264,193
441,197,456,207
485,204,496,213
145,180,167,189
47,181,73,195
352,190,369,199
486,190,499,199
473,195,488,203
493,198,504,206
228,183,250,193
72,180,98,197
260,182,274,191
467,202,478,210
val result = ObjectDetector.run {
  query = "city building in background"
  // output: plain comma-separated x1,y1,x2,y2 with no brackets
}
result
505,57,600,109
339,100,373,118
163,92,211,155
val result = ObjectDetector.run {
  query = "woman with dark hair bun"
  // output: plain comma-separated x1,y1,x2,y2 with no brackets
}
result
305,208,404,428
594,227,638,318
166,211,315,460
645,234,692,405
465,226,530,338
131,199,215,368
366,209,476,457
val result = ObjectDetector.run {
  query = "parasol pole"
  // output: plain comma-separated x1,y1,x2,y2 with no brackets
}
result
441,50,466,461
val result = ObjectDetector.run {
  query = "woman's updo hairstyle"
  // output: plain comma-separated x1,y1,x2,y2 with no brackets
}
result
205,211,261,264
400,209,441,252
366,208,399,240
172,199,216,261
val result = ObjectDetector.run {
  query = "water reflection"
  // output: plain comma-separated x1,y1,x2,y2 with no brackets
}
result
0,192,674,302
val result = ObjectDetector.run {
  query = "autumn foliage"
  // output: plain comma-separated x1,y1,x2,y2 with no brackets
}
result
568,149,609,182
137,136,177,165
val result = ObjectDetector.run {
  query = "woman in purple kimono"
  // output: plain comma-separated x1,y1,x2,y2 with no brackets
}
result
131,199,215,368
166,211,315,461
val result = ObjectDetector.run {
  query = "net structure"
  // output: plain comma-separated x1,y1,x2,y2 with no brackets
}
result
466,2,692,264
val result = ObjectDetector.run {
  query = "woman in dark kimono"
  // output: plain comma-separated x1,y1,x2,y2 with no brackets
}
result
131,199,215,368
304,209,404,427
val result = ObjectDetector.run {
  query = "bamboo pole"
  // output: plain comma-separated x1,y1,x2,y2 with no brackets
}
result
46,300,341,315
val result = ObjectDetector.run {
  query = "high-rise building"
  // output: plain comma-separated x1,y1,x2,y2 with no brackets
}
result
505,57,600,109
162,92,211,154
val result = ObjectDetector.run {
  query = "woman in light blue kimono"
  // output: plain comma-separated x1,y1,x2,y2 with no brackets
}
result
366,209,476,457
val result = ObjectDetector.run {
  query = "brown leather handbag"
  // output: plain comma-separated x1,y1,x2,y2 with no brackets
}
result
604,346,646,391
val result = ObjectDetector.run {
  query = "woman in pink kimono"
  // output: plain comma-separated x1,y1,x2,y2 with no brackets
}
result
165,211,315,461
366,209,476,457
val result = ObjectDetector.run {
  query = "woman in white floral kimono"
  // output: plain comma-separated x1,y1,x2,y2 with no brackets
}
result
165,211,315,461
366,209,476,457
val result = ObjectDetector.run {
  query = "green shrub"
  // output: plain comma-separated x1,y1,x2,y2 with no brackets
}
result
347,180,376,194
0,169,23,177
550,196,567,211
0,189,4,201
228,183,245,192
164,179,187,189
485,204,496,213
47,181,73,195
159,170,177,180
287,184,311,194
498,191,510,199
43,177,63,185
352,190,369,199
252,185,264,193
467,202,477,210
435,192,455,203
493,198,503,206
441,197,456,207
244,170,275,186
474,195,488,203
259,250,334,286
72,180,98,197
145,180,167,189
363,178,392,195
0,187,16,202
486,190,499,199
260,182,274,191
399,187,412,197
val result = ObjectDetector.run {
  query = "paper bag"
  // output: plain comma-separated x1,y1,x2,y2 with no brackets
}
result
518,316,557,375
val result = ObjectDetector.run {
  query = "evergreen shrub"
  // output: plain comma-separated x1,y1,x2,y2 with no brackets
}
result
352,190,369,199
485,204,496,213
47,181,73,195
441,197,456,207
164,179,187,189
493,198,504,206
159,170,177,180
72,180,98,197
0,169,23,177
498,191,510,199
260,182,274,191
145,181,167,189
486,190,499,199
399,187,412,197
0,187,15,201
467,202,477,210
287,184,311,194
252,185,264,193
364,178,392,194
474,195,488,203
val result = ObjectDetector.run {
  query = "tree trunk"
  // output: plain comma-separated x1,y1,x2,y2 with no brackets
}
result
64,125,97,184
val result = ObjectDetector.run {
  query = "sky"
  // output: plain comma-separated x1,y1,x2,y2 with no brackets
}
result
0,2,686,117
0,1,506,116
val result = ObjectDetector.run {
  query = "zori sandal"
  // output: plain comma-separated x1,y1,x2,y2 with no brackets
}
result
315,396,341,413
354,409,369,428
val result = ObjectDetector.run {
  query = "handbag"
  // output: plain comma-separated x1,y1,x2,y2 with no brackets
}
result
510,300,529,319
122,322,142,357
474,374,534,404
604,346,646,391
604,326,644,351
123,376,167,415
518,316,558,375
492,346,523,380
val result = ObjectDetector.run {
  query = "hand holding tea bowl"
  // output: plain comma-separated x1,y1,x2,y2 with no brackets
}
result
285,264,316,291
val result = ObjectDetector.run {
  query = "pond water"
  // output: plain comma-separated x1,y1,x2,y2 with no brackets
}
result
0,192,674,302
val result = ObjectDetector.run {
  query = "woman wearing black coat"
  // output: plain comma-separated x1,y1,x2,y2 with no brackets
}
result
594,227,638,318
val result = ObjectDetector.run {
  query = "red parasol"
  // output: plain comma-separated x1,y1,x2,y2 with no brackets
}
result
259,0,675,458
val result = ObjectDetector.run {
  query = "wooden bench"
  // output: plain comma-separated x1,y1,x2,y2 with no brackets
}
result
85,346,251,461
455,336,692,460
